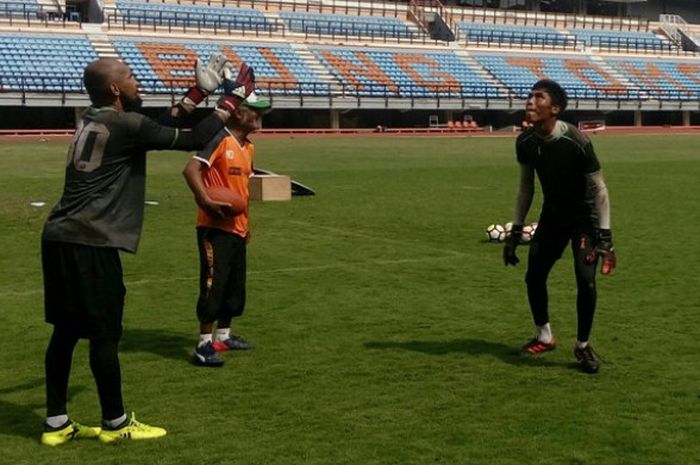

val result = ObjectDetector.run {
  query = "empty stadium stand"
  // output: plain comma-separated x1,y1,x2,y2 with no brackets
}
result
473,53,640,100
279,11,415,39
110,1,274,32
311,46,501,98
0,33,98,92
607,58,700,99
570,28,677,53
112,37,320,95
1,0,700,122
0,0,41,18
456,22,576,49
449,4,649,33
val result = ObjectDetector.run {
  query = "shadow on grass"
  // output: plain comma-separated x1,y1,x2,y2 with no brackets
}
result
120,327,193,362
0,379,87,440
364,338,561,368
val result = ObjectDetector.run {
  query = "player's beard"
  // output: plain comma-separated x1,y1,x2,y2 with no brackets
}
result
121,94,143,112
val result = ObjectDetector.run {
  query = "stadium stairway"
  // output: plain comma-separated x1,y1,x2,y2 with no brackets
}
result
289,41,335,92
589,54,645,100
452,47,510,98
84,23,120,60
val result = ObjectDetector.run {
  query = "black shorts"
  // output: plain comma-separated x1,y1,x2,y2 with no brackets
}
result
196,227,247,324
42,240,126,340
529,220,596,267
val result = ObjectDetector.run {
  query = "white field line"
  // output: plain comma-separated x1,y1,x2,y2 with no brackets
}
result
284,220,467,257
2,254,465,298
2,223,469,297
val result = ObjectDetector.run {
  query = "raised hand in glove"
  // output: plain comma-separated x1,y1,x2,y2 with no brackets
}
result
585,229,616,275
217,62,256,113
503,224,523,266
182,54,228,106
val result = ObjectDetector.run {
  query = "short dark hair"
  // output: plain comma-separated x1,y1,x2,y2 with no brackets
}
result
532,79,568,112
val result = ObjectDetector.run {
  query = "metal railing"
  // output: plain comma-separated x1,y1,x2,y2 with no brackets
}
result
5,77,700,104
460,30,578,50
1,3,42,17
121,0,407,18
585,35,683,55
296,22,416,42
107,11,279,34
451,6,648,32
0,4,76,25
105,9,442,45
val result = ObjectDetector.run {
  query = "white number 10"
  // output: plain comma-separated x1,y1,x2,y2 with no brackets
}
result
67,121,110,172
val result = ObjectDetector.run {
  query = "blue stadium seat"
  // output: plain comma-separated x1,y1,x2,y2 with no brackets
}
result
458,22,574,48
112,38,320,96
0,33,98,92
607,58,700,100
311,46,501,98
570,28,674,52
473,53,640,100
279,11,414,39
0,0,41,18
115,1,275,33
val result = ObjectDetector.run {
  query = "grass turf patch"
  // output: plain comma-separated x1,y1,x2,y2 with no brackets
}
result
0,134,698,464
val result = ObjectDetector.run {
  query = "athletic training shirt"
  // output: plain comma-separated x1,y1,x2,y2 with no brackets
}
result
193,127,254,238
43,106,224,253
516,120,601,225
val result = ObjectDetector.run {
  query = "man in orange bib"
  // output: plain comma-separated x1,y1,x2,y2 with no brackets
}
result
183,90,271,367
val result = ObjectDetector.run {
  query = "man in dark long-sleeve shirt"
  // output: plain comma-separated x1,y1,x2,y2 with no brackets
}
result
503,79,616,375
40,57,255,445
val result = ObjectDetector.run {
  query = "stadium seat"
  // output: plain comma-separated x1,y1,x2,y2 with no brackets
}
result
457,22,575,48
607,58,700,100
472,53,637,100
112,38,320,96
279,11,414,39
114,1,275,33
311,46,502,98
0,33,98,92
0,0,41,18
569,28,675,52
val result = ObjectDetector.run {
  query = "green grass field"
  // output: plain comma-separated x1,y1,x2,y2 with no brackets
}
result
0,134,699,464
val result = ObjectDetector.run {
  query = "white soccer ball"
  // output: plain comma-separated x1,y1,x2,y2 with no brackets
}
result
521,222,538,244
485,224,506,242
504,222,513,234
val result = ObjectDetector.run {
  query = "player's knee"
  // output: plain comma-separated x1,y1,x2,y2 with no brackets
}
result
525,271,545,287
576,275,596,292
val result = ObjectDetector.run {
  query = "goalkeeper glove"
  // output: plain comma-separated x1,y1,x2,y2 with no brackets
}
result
585,229,616,275
217,62,256,113
182,54,228,106
503,224,523,266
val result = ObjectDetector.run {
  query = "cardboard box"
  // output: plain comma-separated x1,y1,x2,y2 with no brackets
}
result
249,174,291,201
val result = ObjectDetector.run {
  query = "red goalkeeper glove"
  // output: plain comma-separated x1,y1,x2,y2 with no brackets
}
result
217,63,256,113
585,229,616,275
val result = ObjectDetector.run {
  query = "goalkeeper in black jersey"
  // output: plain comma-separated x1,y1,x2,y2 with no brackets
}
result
40,56,256,445
503,79,616,375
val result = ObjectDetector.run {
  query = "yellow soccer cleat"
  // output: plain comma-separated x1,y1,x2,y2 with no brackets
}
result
41,420,101,446
99,412,167,443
